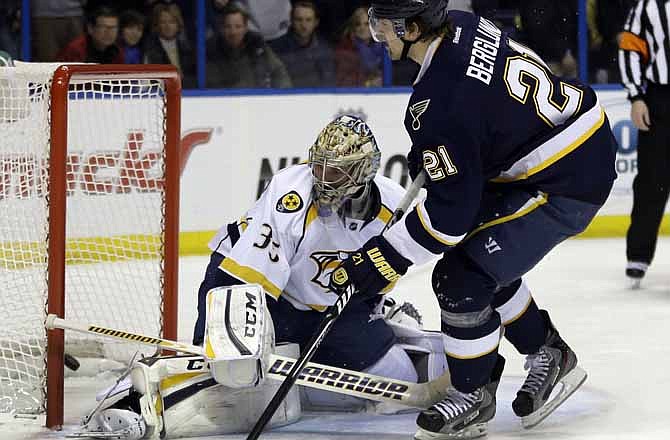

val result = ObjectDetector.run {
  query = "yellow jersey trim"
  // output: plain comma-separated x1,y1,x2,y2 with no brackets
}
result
219,257,282,299
305,203,319,230
467,193,549,239
446,343,500,360
377,204,393,224
417,205,462,246
491,107,606,183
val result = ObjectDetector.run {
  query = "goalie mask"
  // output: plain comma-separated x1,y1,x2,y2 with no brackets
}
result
308,115,381,213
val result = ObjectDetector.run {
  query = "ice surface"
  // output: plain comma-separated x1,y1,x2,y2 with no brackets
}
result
3,237,669,439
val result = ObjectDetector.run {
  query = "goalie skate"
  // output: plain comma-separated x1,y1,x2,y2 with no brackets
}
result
66,409,146,440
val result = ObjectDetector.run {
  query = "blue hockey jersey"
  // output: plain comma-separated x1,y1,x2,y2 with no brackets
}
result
384,11,618,264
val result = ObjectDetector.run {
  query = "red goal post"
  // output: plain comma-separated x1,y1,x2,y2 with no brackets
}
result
0,64,181,430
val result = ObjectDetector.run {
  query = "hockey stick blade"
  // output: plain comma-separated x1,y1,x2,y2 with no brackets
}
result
246,171,427,440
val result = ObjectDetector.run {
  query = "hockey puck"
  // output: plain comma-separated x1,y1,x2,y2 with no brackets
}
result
64,353,80,371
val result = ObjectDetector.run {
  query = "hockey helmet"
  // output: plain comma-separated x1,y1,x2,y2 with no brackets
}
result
308,115,381,210
369,0,450,42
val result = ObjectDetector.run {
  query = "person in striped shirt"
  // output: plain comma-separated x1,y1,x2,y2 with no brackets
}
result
618,0,670,288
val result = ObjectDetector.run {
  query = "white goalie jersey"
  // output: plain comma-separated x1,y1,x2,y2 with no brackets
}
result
209,164,406,311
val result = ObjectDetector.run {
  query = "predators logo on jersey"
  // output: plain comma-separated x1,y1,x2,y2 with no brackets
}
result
309,250,351,289
276,191,304,213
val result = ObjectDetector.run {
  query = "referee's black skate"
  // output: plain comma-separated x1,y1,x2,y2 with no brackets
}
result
625,261,647,289
414,355,505,440
512,310,587,429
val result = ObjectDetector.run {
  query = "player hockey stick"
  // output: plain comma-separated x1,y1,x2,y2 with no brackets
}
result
45,310,451,408
247,170,427,440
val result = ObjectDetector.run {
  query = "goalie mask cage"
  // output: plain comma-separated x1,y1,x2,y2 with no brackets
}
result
0,64,180,429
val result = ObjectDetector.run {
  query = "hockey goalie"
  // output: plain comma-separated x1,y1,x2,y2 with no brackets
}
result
77,115,449,439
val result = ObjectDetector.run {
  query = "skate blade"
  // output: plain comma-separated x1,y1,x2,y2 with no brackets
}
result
627,277,642,290
414,423,488,440
66,430,133,439
521,366,587,430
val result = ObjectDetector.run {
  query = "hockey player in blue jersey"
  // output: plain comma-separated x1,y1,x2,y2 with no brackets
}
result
328,1,618,439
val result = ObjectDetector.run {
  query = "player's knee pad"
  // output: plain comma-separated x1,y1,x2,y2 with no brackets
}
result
432,249,496,316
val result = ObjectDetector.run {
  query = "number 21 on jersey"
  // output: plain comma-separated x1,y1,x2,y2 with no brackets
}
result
423,146,458,181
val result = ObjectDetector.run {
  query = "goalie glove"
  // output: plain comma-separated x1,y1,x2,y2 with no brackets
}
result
329,235,411,299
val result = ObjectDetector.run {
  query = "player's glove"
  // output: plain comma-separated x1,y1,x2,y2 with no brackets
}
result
329,236,412,299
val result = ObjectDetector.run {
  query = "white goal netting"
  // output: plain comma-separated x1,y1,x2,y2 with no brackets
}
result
0,63,175,419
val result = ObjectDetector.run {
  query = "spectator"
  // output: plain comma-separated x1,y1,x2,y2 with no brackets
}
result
31,0,85,62
240,0,292,42
0,4,21,60
312,0,367,44
472,0,522,36
206,5,291,89
448,0,473,12
57,6,123,64
335,7,385,87
144,3,196,87
588,0,637,83
208,0,233,24
209,0,291,42
270,1,335,88
119,9,145,64
518,0,578,78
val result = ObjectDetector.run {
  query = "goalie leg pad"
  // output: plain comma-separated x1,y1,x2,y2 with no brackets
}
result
131,359,166,439
160,343,301,437
204,284,275,388
383,299,449,383
300,344,420,413
91,348,302,439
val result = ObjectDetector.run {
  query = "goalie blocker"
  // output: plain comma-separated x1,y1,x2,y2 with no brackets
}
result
81,285,448,439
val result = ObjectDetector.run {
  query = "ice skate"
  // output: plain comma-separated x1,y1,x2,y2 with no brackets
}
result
67,408,146,439
625,261,647,289
512,310,587,429
414,356,505,440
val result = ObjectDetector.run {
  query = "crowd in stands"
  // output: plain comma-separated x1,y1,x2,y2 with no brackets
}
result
0,0,641,88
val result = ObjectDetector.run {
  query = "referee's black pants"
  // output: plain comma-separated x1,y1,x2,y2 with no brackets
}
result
626,83,670,264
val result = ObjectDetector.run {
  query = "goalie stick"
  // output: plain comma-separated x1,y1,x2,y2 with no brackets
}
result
247,171,427,440
45,311,451,408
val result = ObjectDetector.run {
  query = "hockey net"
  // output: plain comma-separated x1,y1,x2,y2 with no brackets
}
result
0,63,180,429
